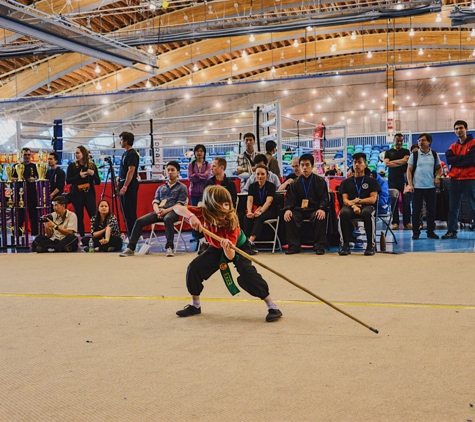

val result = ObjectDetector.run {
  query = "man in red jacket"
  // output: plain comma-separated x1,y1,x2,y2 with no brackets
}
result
442,120,475,239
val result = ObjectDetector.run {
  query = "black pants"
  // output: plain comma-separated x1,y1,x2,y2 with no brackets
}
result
285,209,327,252
186,243,270,299
32,234,78,252
388,181,411,226
412,188,437,235
339,205,376,248
81,235,123,252
243,209,277,239
17,186,39,236
71,190,97,236
119,180,139,237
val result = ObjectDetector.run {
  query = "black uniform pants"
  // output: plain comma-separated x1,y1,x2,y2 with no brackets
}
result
186,244,270,299
119,180,139,237
339,205,376,248
285,209,327,252
242,209,277,239
71,190,97,236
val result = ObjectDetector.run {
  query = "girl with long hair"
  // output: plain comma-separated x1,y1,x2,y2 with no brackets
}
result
82,200,123,252
66,146,101,236
173,185,282,322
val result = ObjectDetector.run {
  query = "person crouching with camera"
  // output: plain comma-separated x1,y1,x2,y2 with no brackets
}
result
32,196,79,253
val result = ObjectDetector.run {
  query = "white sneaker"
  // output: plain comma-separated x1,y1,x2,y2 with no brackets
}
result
166,247,174,257
119,248,134,257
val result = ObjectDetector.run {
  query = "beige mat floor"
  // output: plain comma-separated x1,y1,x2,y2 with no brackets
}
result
0,252,474,421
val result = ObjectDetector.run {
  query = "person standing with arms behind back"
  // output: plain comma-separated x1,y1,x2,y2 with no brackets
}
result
384,133,412,230
118,132,139,238
442,120,475,239
47,152,66,201
66,146,101,237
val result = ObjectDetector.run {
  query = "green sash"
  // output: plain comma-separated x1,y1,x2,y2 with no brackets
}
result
219,230,247,296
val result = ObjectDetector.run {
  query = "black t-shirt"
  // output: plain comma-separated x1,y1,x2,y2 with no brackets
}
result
339,176,380,200
248,180,276,207
46,167,66,198
385,148,410,182
120,149,139,180
284,173,298,182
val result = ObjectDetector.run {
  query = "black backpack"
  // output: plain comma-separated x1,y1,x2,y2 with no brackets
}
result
411,150,440,176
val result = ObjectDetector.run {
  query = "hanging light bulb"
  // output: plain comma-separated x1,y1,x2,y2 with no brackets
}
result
367,51,373,58
331,43,336,52
436,13,442,22
418,48,424,55
227,78,233,85
232,63,238,71
145,64,152,71
293,39,299,47
95,63,101,73
148,46,154,54
150,3,157,10
409,28,415,37
351,31,356,40
96,82,102,90
187,78,193,86
193,63,199,72
242,50,248,58
271,66,276,73
396,1,403,10
249,34,255,42
306,26,313,31
146,79,151,88
471,28,475,37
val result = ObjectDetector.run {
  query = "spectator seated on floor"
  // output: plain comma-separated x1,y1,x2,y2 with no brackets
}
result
241,154,281,193
283,153,329,256
338,153,380,257
119,161,188,258
32,196,79,253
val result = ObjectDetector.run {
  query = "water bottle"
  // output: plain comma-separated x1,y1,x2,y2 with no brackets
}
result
89,237,94,253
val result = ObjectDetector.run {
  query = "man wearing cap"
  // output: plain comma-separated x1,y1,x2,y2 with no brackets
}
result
31,196,79,252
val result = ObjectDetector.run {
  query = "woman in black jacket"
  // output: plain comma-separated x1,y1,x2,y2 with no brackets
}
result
66,146,101,236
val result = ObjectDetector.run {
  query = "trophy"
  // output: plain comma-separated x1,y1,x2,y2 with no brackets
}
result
6,188,13,208
5,157,13,183
36,150,48,181
18,187,24,208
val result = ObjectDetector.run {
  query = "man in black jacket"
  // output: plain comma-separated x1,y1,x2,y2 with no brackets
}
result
283,154,329,255
205,157,237,207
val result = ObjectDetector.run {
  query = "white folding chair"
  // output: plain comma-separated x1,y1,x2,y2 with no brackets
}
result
138,217,189,255
253,216,282,253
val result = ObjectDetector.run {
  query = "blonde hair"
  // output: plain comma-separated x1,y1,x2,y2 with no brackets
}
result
202,186,239,230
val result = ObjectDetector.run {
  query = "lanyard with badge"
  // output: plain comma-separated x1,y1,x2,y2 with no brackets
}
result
301,174,314,208
354,176,365,199
159,183,171,207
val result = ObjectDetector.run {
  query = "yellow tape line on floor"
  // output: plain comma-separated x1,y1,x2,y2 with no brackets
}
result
0,292,474,310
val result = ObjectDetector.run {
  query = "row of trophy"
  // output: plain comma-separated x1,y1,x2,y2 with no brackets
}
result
0,150,51,250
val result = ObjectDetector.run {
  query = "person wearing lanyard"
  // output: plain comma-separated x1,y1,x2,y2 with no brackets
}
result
243,165,277,255
119,161,188,258
118,131,140,238
46,152,66,202
338,152,380,256
283,154,329,255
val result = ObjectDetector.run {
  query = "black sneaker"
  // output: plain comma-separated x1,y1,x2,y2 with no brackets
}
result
364,247,375,256
427,232,440,239
442,231,457,239
249,242,258,255
176,305,201,317
412,233,420,240
285,249,300,255
266,309,282,322
315,249,325,255
339,245,351,256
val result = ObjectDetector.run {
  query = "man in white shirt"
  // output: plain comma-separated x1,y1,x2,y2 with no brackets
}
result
32,196,79,252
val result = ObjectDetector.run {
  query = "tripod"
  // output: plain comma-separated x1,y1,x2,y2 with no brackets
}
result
100,159,121,232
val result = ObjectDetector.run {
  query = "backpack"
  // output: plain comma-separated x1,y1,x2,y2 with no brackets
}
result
411,150,439,177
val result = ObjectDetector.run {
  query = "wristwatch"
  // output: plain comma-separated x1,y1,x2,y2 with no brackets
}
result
358,199,362,204
54,224,59,230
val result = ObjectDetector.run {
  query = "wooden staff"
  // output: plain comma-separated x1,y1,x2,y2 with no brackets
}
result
201,227,379,334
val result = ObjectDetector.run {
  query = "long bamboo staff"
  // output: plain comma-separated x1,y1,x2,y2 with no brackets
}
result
201,227,379,334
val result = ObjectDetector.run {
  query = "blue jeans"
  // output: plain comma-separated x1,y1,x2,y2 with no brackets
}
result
447,179,475,233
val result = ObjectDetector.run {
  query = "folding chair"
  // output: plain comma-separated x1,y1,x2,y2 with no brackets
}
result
253,216,282,253
138,217,189,255
376,188,399,244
